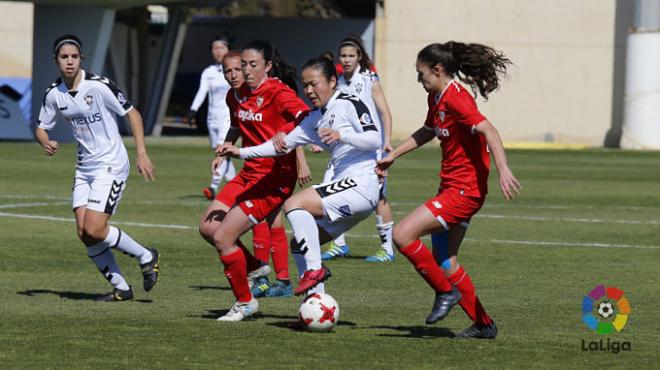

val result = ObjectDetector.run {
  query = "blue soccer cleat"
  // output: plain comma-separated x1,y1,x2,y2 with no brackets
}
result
250,276,270,298
365,249,394,262
321,242,350,261
264,280,293,297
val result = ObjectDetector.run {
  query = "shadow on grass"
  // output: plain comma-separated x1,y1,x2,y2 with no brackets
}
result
267,319,357,332
369,325,455,339
189,285,231,291
196,309,300,321
17,289,153,303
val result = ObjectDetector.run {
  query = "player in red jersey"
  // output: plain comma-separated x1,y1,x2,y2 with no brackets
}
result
210,50,306,300
198,41,310,321
377,42,521,338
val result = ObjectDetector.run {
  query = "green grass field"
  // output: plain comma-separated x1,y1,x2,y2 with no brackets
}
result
1,138,658,369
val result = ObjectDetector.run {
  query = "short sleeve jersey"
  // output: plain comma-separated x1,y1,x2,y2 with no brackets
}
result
38,69,131,176
424,80,490,197
337,65,382,136
190,64,231,126
284,91,379,179
226,78,309,179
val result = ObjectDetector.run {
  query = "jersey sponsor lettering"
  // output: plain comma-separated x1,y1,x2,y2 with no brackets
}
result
237,109,263,122
71,112,102,126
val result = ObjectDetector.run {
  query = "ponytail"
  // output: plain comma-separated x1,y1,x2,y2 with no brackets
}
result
244,40,298,93
417,41,511,100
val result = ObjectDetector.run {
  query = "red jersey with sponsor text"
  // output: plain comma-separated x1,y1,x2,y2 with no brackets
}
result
423,81,490,197
227,78,309,179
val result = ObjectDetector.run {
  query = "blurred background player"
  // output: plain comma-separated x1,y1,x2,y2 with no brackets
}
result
377,41,521,338
188,35,236,200
198,40,310,321
220,54,382,296
35,34,159,302
320,35,395,263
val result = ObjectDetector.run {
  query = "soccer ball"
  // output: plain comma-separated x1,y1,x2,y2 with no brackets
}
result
597,301,614,319
298,293,340,332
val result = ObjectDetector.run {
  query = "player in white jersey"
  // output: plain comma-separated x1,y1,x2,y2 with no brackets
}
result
219,55,381,296
34,34,160,302
188,35,236,200
320,35,396,263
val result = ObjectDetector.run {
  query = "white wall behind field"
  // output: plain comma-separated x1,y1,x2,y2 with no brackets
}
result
376,0,634,146
0,1,33,78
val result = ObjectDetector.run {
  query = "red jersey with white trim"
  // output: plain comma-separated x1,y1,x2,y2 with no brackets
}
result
227,78,309,179
423,81,490,197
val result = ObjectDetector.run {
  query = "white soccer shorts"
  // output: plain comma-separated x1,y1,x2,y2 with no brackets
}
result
72,174,127,215
313,174,379,238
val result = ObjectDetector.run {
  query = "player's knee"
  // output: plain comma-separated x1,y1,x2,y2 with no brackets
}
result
392,226,411,249
81,223,106,244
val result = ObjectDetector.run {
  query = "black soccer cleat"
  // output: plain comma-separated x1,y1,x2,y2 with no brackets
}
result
97,286,134,302
140,248,160,292
455,321,498,339
425,287,461,324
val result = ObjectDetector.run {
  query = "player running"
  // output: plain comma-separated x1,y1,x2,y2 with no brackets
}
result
198,41,310,321
377,41,521,338
35,34,159,302
188,35,236,200
320,35,395,263
220,55,386,297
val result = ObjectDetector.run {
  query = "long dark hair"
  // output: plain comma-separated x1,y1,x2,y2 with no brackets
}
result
417,41,511,100
339,34,374,71
243,40,298,93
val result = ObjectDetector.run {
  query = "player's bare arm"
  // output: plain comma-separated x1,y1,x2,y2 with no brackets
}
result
35,127,59,156
475,120,521,199
126,108,155,181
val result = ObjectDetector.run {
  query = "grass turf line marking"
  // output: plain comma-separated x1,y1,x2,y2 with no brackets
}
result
2,211,658,250
0,202,68,209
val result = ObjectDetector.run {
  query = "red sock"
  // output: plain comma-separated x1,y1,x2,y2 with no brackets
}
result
399,240,452,292
236,239,261,273
270,226,290,280
219,248,252,302
252,222,271,264
447,265,492,325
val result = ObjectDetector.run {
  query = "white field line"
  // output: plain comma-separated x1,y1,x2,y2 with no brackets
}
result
3,194,660,211
0,202,69,209
2,198,659,227
1,210,658,250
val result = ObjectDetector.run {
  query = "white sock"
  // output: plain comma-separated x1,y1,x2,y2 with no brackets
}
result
87,241,129,290
333,234,346,248
107,226,152,264
286,208,322,270
376,215,394,255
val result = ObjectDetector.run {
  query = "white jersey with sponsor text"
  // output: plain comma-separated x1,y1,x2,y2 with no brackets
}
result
38,69,131,177
190,64,231,127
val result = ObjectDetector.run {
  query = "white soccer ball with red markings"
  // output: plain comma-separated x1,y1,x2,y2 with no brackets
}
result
298,293,340,332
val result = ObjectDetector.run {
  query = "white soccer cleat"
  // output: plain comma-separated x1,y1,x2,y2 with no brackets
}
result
247,264,271,288
217,298,259,322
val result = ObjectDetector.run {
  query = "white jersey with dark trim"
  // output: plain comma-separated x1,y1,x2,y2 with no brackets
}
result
38,69,131,176
190,64,231,127
284,90,381,180
337,65,382,133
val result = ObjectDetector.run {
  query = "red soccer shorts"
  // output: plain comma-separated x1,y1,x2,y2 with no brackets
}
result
216,171,296,223
424,188,485,229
